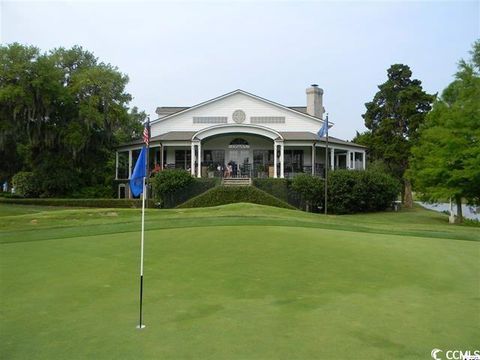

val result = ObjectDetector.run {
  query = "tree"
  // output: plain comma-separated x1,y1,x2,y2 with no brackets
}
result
409,40,480,223
0,43,144,196
359,64,435,207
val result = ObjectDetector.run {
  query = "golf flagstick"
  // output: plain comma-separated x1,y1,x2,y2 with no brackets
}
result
137,175,146,329
324,114,329,215
137,118,150,330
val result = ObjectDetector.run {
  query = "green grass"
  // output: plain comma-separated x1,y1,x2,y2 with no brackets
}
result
0,203,479,359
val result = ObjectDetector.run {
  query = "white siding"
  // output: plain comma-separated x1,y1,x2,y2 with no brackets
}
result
150,92,322,137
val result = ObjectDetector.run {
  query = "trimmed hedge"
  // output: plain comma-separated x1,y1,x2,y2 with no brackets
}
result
0,198,154,208
177,186,296,210
0,192,23,199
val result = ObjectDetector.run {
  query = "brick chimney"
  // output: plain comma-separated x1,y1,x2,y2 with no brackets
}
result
306,84,324,118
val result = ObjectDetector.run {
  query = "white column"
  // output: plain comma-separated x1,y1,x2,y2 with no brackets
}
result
330,147,335,170
311,144,315,175
362,150,366,170
197,141,202,178
160,144,164,169
128,150,132,179
280,142,284,178
190,142,195,176
346,151,351,169
115,151,119,180
273,141,278,178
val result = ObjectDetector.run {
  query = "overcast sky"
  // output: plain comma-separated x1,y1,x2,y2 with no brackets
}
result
1,0,479,139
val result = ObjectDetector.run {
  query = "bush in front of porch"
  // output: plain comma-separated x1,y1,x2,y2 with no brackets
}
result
254,170,400,214
327,170,401,214
291,174,325,212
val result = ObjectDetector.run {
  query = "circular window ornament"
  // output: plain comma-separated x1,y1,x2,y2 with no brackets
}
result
232,110,246,124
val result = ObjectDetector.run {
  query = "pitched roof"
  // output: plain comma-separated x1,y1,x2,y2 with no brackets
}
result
287,106,308,114
118,131,365,149
155,106,189,117
156,105,309,118
320,136,366,148
116,131,197,147
280,132,366,148
151,89,329,125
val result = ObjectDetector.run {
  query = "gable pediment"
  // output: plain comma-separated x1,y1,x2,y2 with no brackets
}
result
151,90,325,137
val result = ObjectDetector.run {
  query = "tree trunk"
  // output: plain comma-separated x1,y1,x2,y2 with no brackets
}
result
403,179,413,208
455,195,463,224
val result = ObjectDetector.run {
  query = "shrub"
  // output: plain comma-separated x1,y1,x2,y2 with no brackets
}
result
360,170,401,211
151,169,194,201
177,186,296,209
327,170,400,214
291,174,324,212
254,170,400,214
11,172,39,197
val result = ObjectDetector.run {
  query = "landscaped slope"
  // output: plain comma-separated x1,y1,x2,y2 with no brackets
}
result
0,203,478,359
177,185,296,210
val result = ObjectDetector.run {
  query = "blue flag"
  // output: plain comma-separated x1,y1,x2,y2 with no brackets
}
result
130,146,147,198
317,121,328,138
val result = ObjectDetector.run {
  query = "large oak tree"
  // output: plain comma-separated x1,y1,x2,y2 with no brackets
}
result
0,43,144,196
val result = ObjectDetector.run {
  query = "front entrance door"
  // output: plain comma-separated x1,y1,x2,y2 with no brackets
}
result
228,149,249,164
227,138,250,177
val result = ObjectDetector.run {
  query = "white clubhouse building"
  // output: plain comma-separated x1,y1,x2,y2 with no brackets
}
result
116,85,366,198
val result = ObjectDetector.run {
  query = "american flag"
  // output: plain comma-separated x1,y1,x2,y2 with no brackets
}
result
143,119,150,146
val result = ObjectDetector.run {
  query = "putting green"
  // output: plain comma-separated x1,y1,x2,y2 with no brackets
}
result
0,203,478,359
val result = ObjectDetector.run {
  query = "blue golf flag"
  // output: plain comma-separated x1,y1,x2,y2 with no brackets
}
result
317,121,328,138
130,146,147,198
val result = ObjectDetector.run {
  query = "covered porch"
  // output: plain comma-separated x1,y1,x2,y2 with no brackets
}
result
115,128,366,197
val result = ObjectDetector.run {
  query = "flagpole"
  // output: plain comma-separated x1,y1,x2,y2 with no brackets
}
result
324,114,329,215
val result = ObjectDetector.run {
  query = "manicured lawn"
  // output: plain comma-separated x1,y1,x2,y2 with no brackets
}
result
0,203,479,359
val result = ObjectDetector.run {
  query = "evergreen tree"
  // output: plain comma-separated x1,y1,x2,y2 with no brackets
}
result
360,64,435,207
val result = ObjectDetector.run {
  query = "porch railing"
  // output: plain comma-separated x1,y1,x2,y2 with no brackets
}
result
150,162,341,179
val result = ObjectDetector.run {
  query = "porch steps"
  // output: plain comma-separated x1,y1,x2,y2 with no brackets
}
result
222,178,252,187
